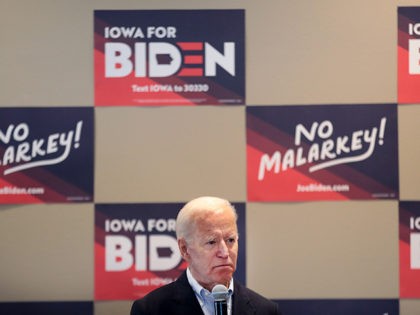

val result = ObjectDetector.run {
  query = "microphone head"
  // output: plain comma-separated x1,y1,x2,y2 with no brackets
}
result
211,284,229,301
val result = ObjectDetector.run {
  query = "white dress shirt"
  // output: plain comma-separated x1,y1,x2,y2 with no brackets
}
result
186,268,234,315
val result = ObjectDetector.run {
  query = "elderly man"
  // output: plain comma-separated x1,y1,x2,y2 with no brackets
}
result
130,196,281,315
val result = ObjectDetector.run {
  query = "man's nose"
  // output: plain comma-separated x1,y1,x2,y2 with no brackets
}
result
217,240,229,257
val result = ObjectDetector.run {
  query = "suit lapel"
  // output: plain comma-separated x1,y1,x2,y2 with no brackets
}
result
232,281,256,315
171,271,205,315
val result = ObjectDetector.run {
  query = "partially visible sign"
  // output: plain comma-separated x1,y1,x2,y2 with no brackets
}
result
0,107,94,203
95,202,246,300
398,7,420,104
275,299,399,315
399,201,420,297
0,302,93,315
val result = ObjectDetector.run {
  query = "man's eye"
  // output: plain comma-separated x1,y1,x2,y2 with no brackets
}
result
227,238,236,244
207,240,216,245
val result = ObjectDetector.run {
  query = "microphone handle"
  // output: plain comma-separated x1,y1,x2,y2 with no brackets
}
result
214,299,227,315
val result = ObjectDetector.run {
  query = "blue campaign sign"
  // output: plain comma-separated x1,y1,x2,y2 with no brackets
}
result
275,299,399,315
0,301,93,315
94,10,245,106
247,104,399,201
0,107,94,203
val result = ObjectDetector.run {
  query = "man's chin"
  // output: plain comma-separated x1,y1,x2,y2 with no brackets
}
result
213,266,234,281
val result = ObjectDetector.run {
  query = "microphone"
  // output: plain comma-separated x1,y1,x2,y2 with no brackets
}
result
211,284,229,315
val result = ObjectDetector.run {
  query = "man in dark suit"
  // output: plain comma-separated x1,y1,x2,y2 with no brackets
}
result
130,196,281,315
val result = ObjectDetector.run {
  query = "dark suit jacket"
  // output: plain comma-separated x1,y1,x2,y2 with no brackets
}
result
130,271,281,315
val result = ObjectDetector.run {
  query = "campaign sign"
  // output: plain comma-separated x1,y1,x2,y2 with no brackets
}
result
0,107,94,203
399,201,420,297
275,299,399,315
398,7,420,104
247,104,398,201
94,10,245,106
0,302,93,315
95,202,246,300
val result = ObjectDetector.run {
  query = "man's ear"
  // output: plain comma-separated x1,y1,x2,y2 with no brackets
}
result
178,238,189,260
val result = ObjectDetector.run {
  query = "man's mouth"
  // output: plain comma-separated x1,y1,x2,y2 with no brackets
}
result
214,264,233,269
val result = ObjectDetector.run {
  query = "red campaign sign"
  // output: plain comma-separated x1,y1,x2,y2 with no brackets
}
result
94,10,245,106
95,202,247,301
95,203,186,300
399,201,420,298
246,104,399,201
398,7,420,104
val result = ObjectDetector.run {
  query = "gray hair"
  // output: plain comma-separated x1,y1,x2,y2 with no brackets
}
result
176,196,237,242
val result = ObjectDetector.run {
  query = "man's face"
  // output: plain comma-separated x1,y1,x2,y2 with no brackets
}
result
179,208,238,291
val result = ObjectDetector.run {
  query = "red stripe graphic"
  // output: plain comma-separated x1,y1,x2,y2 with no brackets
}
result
184,55,203,64
177,42,203,50
178,68,203,76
